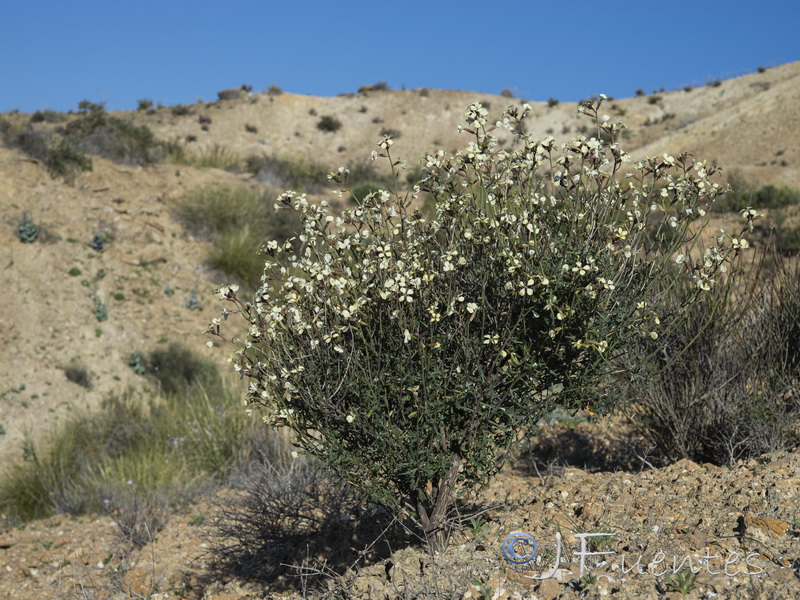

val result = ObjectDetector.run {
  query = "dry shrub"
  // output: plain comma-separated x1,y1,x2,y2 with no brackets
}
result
628,247,800,464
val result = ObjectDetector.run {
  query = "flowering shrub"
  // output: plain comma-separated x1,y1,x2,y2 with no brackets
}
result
208,98,759,550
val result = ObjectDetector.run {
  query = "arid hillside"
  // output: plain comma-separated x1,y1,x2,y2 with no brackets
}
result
1,63,799,600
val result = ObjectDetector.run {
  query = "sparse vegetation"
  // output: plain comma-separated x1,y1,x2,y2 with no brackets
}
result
171,184,301,289
62,362,92,389
712,181,800,213
316,115,342,132
0,346,272,523
62,101,163,165
171,104,192,116
29,110,64,123
628,248,800,464
164,141,241,169
93,299,108,322
664,570,698,594
247,154,330,192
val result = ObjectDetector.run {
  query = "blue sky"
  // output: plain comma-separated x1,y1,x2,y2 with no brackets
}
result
2,1,798,114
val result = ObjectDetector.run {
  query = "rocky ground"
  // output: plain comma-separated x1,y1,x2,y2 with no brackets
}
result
0,419,798,599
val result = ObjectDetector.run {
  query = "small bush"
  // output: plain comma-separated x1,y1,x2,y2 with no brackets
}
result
62,102,162,165
712,182,800,213
62,362,92,389
172,184,302,288
171,104,192,116
210,99,754,550
267,84,283,95
317,115,342,132
137,99,154,111
500,89,514,98
248,154,330,192
0,348,278,524
208,225,270,289
349,181,386,205
209,454,391,587
628,250,800,464
16,213,39,243
165,141,241,169
145,342,220,395
547,97,559,107
45,138,93,181
30,110,64,123
10,130,92,182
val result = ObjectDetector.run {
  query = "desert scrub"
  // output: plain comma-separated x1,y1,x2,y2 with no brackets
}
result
10,130,92,182
712,182,800,213
172,184,301,289
209,98,758,550
63,101,163,165
628,247,800,464
0,345,272,522
316,115,342,132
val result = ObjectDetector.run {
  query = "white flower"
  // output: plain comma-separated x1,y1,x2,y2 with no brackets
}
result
404,329,412,343
466,302,479,314
346,414,355,423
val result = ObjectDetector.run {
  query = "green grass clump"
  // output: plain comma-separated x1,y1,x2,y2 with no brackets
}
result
164,141,241,170
246,154,331,192
0,345,272,523
172,185,301,289
349,180,387,204
713,183,800,213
